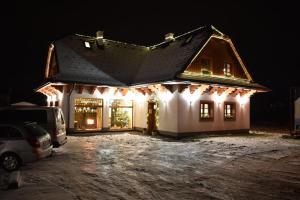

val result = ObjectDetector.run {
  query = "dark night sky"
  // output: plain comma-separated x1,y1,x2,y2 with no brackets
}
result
1,1,299,125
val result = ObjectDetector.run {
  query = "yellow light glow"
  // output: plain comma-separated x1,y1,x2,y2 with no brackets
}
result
181,87,200,105
212,92,225,104
57,92,63,101
159,90,172,103
47,96,51,102
87,119,94,125
236,94,248,105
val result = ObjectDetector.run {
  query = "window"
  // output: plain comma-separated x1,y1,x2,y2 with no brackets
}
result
0,126,9,138
8,127,23,138
74,98,103,131
224,102,236,120
84,41,91,48
223,62,231,76
200,101,214,120
0,110,48,124
0,126,23,138
109,99,133,129
200,58,212,75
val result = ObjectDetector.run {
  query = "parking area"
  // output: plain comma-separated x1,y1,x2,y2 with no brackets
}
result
1,131,300,200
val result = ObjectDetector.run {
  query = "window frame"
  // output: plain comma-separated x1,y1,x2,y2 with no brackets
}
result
199,100,214,121
223,62,232,76
224,102,236,121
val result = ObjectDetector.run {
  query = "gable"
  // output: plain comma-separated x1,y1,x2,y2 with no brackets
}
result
184,36,251,80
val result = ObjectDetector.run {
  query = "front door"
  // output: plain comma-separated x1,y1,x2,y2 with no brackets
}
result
147,102,156,134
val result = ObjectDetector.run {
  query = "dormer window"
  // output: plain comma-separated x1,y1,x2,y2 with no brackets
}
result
223,62,231,76
84,41,91,48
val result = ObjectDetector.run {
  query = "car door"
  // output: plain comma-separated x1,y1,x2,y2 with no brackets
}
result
6,126,35,162
0,126,10,153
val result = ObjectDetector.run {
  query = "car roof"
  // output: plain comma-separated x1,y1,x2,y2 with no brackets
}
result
0,121,38,126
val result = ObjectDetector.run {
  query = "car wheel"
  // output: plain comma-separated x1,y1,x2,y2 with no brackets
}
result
1,153,21,171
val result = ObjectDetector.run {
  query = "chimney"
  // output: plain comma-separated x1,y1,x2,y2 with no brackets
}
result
96,31,104,47
165,33,175,42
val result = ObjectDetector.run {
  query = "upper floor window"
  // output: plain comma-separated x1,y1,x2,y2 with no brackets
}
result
224,102,236,120
223,62,231,76
200,58,212,75
200,101,214,120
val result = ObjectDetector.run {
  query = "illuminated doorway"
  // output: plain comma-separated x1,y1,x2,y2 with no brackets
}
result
109,99,133,130
74,98,103,131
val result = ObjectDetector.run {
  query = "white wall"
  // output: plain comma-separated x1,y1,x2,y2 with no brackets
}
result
157,91,179,132
60,85,250,134
177,91,250,133
133,100,148,129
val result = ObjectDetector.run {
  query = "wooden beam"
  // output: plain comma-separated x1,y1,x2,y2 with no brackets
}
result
137,88,146,95
209,86,218,95
177,84,189,93
161,84,176,93
223,87,236,96
120,88,128,96
189,85,198,94
64,84,73,93
217,87,227,96
52,85,64,93
97,87,107,94
239,89,250,97
230,89,241,97
199,85,210,94
88,86,97,95
76,85,84,94
143,88,153,95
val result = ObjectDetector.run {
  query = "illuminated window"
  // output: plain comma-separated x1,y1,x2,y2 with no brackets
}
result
84,41,91,48
200,101,214,120
74,98,103,131
224,102,236,120
109,99,133,130
223,62,231,76
200,58,212,75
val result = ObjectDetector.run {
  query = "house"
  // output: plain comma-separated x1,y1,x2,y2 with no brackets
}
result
291,87,300,135
36,25,268,137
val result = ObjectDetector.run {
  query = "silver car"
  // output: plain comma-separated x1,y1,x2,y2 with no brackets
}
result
0,122,53,171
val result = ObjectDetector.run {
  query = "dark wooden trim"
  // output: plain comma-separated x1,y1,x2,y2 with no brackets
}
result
52,85,64,93
177,84,189,93
89,86,97,95
199,100,214,121
161,84,176,93
97,87,107,94
189,85,198,94
76,85,84,94
224,101,236,121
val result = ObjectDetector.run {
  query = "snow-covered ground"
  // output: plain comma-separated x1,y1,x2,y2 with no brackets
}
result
1,131,300,200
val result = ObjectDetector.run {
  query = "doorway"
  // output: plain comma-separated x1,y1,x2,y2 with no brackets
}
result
147,101,158,134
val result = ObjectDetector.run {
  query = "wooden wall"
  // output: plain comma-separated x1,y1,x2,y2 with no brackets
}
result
186,37,248,79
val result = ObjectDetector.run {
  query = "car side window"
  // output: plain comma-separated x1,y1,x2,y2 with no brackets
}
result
0,126,10,138
8,127,23,138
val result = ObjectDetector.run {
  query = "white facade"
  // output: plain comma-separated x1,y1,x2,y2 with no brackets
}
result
55,84,251,136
